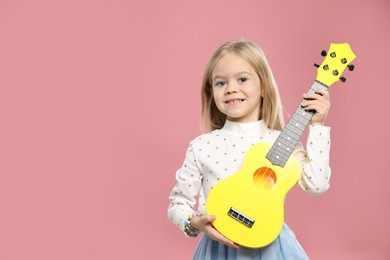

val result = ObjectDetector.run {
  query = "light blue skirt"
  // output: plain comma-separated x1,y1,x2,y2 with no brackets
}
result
193,224,309,260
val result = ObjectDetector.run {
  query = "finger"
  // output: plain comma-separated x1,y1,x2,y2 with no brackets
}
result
303,93,325,102
315,89,330,98
203,220,240,248
301,98,329,109
303,90,330,100
301,100,318,109
207,228,239,248
302,103,326,114
201,215,216,224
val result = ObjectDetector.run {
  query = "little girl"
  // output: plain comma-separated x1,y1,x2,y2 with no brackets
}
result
168,40,331,259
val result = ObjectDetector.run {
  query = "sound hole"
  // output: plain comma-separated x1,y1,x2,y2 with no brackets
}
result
253,167,277,189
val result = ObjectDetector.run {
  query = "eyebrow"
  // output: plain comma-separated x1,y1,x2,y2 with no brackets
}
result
212,71,253,81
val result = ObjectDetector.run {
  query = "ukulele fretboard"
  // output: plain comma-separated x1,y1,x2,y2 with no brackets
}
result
266,81,328,167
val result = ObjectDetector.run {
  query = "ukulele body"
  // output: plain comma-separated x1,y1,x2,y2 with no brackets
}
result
206,142,300,248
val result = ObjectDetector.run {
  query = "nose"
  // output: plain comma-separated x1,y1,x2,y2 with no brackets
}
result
225,82,238,94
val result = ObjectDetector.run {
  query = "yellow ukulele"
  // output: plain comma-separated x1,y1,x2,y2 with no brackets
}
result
206,43,356,248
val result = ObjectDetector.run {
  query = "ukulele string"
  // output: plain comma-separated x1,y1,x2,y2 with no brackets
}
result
231,50,344,227
249,148,281,216
254,59,332,215
235,147,268,212
245,76,333,215
245,106,296,211
238,151,275,213
237,114,305,212
236,50,339,214
235,137,275,213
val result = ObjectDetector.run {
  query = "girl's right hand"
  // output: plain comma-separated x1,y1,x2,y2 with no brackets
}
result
190,215,240,249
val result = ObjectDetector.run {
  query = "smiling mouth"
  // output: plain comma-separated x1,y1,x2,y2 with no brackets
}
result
226,99,245,104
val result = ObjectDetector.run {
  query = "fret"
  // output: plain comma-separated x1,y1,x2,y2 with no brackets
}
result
267,138,295,166
278,133,299,148
282,129,300,143
275,145,292,158
287,119,306,134
278,138,296,153
294,108,312,124
266,81,329,167
266,151,289,167
296,106,314,121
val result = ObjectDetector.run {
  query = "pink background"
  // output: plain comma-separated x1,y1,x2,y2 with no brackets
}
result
0,0,389,259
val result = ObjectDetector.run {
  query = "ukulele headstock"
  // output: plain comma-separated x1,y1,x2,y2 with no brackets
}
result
315,43,356,87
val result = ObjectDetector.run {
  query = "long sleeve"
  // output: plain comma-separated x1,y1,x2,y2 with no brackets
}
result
167,143,202,234
296,125,331,194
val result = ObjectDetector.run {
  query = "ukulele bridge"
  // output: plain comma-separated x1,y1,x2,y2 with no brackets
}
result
228,207,255,228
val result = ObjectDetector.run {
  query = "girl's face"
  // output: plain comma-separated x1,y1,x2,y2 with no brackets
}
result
211,53,262,123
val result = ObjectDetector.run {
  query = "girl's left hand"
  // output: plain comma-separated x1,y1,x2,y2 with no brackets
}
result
301,89,330,126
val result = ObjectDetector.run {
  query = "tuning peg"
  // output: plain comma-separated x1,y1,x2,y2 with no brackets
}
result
314,63,320,68
340,77,346,83
348,64,355,71
321,50,327,56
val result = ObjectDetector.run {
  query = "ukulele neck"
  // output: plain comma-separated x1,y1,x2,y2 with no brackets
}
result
266,81,329,167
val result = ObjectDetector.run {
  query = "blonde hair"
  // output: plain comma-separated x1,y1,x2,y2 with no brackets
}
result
201,40,284,132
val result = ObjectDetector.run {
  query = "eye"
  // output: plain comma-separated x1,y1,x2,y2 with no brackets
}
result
238,77,248,83
215,81,226,87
